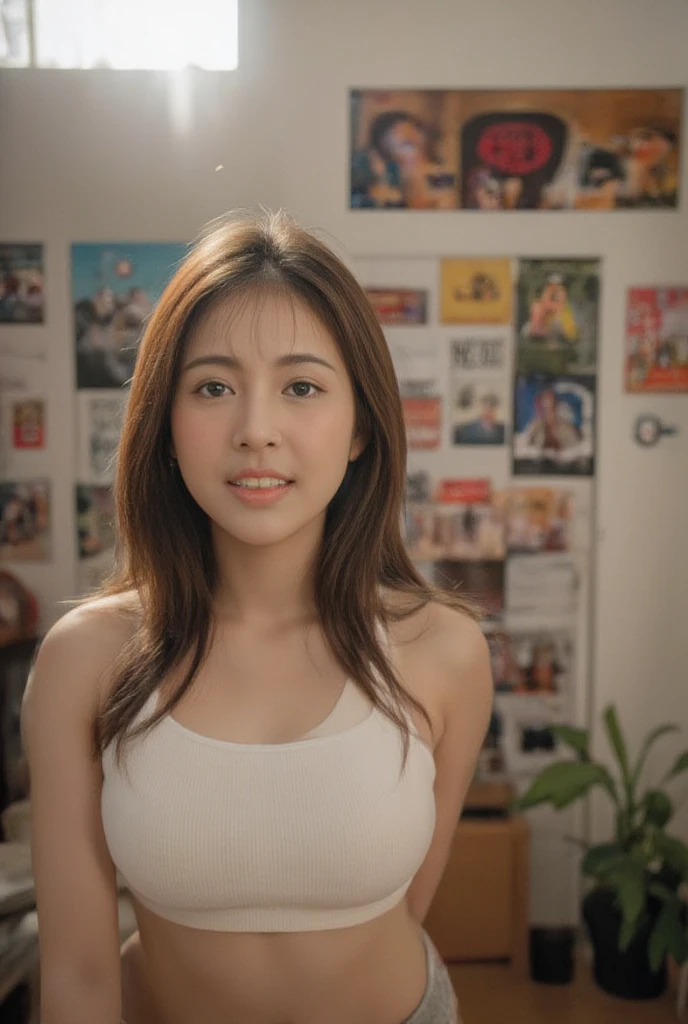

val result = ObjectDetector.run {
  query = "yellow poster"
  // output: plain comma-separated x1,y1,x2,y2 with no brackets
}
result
441,258,513,324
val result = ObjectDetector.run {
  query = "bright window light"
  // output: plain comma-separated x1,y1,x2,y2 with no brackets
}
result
32,0,238,70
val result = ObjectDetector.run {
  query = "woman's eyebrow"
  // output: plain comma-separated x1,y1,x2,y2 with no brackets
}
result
183,353,337,372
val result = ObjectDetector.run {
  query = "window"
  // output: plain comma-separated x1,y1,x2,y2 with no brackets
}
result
0,0,238,70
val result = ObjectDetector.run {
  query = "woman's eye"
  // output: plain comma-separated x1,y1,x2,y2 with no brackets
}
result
286,381,321,398
197,381,230,398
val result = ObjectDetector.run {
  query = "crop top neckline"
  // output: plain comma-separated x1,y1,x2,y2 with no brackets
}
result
145,681,434,762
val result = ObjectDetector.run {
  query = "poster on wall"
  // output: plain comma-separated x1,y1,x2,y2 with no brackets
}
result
350,89,682,210
72,242,186,389
625,286,688,392
440,259,513,323
513,374,596,476
490,629,573,697
0,244,44,323
506,554,578,626
12,399,45,450
365,288,428,325
76,484,116,593
0,480,50,562
516,259,600,375
77,393,128,482
389,337,443,450
504,487,573,553
405,484,505,561
450,334,508,373
451,377,508,445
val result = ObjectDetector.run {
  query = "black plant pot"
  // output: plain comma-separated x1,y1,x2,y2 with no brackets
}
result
582,887,667,1000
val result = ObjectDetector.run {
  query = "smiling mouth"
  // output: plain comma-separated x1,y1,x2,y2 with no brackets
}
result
229,477,293,490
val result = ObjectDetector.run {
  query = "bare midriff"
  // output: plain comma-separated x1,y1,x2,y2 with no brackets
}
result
121,897,428,1024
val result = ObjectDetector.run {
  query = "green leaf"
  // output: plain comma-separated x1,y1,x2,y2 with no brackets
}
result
603,705,632,802
611,861,646,938
641,790,673,829
550,724,590,759
511,761,619,813
648,898,688,970
581,843,625,878
648,912,669,972
629,725,679,795
654,834,688,880
662,750,688,784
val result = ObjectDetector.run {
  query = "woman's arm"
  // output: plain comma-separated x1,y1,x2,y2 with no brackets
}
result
22,606,124,1024
404,610,494,925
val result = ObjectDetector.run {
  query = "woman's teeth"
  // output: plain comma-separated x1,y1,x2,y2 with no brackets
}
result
234,478,288,489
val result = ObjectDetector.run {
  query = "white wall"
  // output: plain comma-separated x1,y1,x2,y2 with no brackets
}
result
1,0,687,914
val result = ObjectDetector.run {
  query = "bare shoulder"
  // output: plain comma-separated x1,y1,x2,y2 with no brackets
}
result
386,594,493,742
23,591,141,726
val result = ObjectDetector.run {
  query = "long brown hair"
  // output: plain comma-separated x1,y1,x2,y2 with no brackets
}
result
94,209,478,769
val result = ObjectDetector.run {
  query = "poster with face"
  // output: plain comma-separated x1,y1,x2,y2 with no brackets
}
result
441,260,513,324
0,244,44,323
489,630,573,697
513,375,595,476
350,89,681,210
72,242,186,389
451,377,508,446
350,90,458,210
0,480,50,562
517,260,600,375
625,287,688,392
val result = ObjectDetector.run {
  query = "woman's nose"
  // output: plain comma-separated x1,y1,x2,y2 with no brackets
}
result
231,393,282,450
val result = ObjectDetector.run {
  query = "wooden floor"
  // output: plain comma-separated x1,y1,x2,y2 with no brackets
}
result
449,959,681,1023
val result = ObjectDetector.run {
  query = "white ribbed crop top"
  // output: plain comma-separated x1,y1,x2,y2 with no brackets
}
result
100,648,436,933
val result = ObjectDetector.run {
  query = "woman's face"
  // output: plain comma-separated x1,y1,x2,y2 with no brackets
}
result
170,290,364,552
384,119,426,163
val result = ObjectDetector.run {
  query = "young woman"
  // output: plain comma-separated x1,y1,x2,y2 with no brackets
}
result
22,211,493,1024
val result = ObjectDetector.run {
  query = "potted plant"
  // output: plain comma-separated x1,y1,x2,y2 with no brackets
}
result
511,705,688,1000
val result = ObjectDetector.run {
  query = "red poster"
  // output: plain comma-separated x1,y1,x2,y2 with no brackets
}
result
626,287,688,392
402,397,441,449
435,478,491,504
12,400,45,449
365,288,428,325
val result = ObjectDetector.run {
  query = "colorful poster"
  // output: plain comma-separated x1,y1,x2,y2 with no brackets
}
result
441,260,513,323
76,484,116,593
449,334,508,371
365,288,428,324
405,502,505,561
0,480,50,562
625,287,688,392
490,630,573,697
433,559,505,622
350,89,681,210
0,244,44,323
517,259,599,375
350,90,458,209
12,400,45,450
72,242,186,389
405,482,505,561
451,377,507,446
402,397,442,450
513,375,596,476
504,487,573,553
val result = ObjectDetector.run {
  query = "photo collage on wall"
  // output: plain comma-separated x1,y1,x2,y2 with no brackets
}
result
358,252,599,778
0,242,50,571
72,242,186,593
350,88,682,211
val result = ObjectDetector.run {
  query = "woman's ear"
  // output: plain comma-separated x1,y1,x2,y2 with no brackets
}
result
349,432,366,462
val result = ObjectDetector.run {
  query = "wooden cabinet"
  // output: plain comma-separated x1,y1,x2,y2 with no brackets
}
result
424,814,530,974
